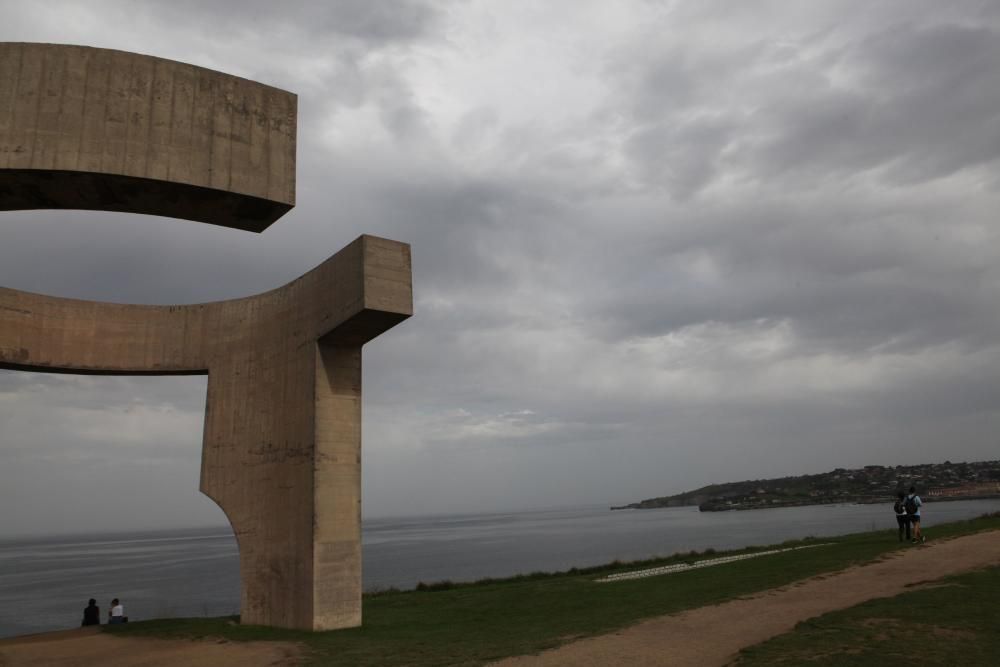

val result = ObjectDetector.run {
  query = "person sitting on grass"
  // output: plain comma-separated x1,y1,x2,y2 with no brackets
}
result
108,598,126,624
81,599,100,626
906,486,925,544
893,491,911,542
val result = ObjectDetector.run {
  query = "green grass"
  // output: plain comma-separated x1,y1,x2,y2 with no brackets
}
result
734,565,1000,666
103,513,1000,667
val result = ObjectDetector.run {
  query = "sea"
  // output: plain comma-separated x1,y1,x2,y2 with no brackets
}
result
2,499,999,639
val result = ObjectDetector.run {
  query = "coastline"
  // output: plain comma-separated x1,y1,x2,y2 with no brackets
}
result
7,499,1000,642
611,493,1000,512
611,460,1000,512
4,520,999,667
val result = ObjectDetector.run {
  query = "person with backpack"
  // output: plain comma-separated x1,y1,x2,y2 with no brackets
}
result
905,486,924,543
893,491,910,542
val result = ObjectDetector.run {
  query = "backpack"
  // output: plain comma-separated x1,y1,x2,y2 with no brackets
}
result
893,499,904,515
904,495,918,515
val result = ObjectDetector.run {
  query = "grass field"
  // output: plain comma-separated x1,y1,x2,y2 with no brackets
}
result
105,513,1000,667
734,564,1000,666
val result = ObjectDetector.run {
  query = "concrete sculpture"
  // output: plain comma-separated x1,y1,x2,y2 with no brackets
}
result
0,43,412,631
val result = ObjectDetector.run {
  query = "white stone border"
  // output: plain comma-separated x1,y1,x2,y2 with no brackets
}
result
596,543,833,583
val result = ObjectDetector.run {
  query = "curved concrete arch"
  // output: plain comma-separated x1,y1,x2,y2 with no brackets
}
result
0,43,296,232
1,43,414,631
0,235,409,376
0,235,412,629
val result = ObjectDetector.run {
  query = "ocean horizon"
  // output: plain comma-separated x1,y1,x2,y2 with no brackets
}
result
3,498,999,639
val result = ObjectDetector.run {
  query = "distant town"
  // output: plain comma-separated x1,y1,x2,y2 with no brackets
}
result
612,460,1000,512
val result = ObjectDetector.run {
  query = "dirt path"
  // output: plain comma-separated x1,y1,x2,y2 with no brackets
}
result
0,626,302,666
493,530,1000,667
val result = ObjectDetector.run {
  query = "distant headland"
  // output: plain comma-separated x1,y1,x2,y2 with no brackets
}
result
612,460,1000,512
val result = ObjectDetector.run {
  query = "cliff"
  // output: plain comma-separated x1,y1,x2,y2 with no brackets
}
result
611,460,1000,512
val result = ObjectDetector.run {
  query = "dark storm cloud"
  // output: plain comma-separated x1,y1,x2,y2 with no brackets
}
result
2,1,1000,529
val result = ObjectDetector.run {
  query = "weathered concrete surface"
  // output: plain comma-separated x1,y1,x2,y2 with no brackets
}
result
0,43,296,232
0,42,412,631
0,235,412,629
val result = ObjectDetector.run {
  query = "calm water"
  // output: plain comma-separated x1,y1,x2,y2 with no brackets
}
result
2,499,999,638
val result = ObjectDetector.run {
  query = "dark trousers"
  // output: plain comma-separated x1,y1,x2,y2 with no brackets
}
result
896,515,911,541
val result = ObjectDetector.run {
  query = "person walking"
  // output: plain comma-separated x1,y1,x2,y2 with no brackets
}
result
905,486,924,544
893,491,911,542
81,599,100,626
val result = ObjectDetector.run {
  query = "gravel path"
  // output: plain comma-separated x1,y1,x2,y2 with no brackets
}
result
492,530,1000,667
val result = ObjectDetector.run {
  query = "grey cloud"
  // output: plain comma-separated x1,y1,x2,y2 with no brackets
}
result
0,210,303,305
3,2,1000,529
624,115,734,198
148,0,441,45
0,371,213,534
604,9,1000,195
746,21,1000,185
582,223,999,356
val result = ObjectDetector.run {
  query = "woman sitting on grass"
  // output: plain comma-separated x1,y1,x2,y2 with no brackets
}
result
108,598,126,624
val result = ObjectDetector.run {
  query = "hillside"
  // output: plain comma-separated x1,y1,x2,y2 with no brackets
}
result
612,460,1000,512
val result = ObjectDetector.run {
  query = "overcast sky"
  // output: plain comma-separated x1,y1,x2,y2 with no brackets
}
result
2,1,999,537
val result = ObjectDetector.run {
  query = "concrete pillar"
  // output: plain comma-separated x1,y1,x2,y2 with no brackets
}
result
0,42,414,631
